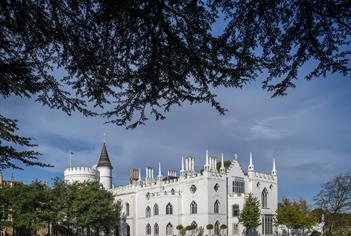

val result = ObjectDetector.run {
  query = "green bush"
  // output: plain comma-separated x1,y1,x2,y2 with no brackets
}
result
310,231,321,236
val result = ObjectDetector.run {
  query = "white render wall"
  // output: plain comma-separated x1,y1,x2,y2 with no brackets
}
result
64,167,99,183
113,157,278,236
62,151,278,236
97,166,112,189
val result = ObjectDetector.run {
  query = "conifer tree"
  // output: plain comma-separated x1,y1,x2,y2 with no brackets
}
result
239,194,261,235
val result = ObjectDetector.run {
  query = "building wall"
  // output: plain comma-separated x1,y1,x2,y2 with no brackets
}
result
113,158,278,236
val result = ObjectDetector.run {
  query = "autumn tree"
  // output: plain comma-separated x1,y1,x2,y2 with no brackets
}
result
1,0,350,169
276,198,319,235
239,194,261,235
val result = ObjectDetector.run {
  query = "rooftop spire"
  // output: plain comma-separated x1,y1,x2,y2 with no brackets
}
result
220,153,225,173
248,152,254,171
272,158,277,176
158,162,162,178
97,143,112,168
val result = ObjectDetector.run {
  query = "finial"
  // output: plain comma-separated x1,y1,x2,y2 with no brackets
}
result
220,153,225,173
181,156,184,172
248,152,254,171
138,168,141,181
205,150,209,169
272,158,277,176
103,133,107,143
234,153,238,160
158,162,162,178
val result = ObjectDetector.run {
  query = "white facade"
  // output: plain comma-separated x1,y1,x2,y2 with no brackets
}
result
63,144,278,236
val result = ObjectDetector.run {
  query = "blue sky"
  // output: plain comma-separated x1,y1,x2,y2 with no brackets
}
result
1,72,350,205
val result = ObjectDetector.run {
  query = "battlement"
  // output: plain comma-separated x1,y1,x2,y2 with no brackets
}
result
253,171,275,181
64,167,99,184
64,167,99,175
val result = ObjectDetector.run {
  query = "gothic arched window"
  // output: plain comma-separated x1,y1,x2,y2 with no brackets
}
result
190,201,197,214
166,223,173,235
262,188,268,208
146,224,151,235
126,202,130,216
171,188,175,195
154,204,159,215
166,203,173,215
146,206,151,218
214,221,220,234
214,200,220,214
154,223,159,236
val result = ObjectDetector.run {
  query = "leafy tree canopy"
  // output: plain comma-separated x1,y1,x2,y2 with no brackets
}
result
0,180,119,234
239,193,261,230
0,0,350,169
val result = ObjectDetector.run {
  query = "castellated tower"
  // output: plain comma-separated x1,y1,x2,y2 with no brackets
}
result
97,142,113,190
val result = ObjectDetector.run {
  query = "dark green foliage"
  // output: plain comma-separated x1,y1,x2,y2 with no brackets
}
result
176,225,184,230
0,0,350,169
239,194,261,230
0,115,52,169
216,160,232,171
311,231,322,236
0,180,119,234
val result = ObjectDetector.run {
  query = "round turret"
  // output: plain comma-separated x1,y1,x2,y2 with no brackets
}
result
97,143,113,189
64,167,99,184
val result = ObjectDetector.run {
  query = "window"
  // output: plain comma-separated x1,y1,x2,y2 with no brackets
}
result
232,204,239,217
146,192,150,200
154,223,159,236
233,177,245,193
146,206,151,218
171,188,175,195
154,204,159,215
166,223,173,235
262,215,273,235
126,203,130,216
190,184,197,193
232,223,239,235
214,183,220,192
166,203,173,215
190,201,197,214
262,188,268,208
214,221,220,235
214,200,220,214
126,224,130,236
146,224,151,235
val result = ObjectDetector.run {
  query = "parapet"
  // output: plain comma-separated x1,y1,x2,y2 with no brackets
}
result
64,167,99,183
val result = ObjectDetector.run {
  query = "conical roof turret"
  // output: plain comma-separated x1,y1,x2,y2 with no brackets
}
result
97,143,112,168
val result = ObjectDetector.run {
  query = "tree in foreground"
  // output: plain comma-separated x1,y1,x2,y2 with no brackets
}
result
276,198,319,235
239,194,261,235
0,0,350,170
314,172,351,235
0,180,119,235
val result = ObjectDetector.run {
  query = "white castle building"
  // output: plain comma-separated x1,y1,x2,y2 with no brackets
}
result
64,142,278,236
